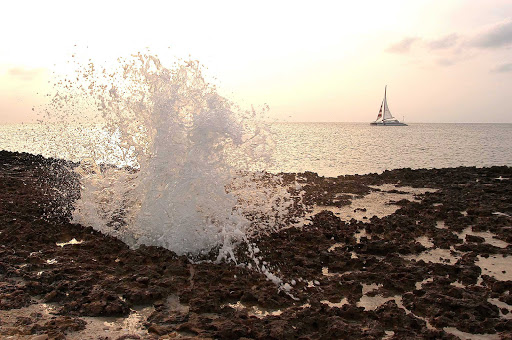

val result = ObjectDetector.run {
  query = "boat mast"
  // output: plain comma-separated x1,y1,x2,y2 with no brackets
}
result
384,85,387,121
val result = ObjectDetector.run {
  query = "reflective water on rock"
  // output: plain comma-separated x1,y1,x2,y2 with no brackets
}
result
403,247,462,264
311,184,437,222
477,254,512,281
443,327,501,340
436,220,447,229
415,236,434,248
226,301,283,318
488,298,512,320
77,305,155,339
457,227,509,248
321,297,348,308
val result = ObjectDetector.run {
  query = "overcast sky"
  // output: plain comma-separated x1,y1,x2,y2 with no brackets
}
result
1,0,511,123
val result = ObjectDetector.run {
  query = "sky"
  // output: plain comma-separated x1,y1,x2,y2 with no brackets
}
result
1,0,511,124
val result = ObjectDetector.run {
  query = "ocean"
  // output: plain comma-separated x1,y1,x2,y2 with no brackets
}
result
2,122,512,177
270,122,512,176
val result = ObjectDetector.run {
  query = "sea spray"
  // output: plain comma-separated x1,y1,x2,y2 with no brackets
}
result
43,53,306,284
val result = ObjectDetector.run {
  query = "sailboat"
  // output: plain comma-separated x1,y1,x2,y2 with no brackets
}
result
370,86,407,126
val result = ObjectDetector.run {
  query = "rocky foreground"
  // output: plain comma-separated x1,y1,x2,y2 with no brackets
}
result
1,150,512,339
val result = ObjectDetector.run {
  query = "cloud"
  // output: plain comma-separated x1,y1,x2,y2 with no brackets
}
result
7,67,44,81
428,34,459,50
385,19,512,68
386,37,420,53
471,18,512,49
437,58,456,67
492,62,512,73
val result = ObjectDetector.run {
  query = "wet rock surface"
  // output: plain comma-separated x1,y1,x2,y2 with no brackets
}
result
1,150,512,339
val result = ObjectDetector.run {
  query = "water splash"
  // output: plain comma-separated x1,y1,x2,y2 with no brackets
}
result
44,53,301,268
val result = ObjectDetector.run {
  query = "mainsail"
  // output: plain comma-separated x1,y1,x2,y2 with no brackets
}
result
382,86,394,120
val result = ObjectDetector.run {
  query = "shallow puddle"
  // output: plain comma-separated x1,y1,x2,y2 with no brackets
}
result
488,298,512,319
443,327,501,340
415,236,434,248
321,297,348,308
357,294,400,311
415,277,434,290
165,294,189,313
311,184,437,222
355,229,369,243
382,330,395,339
77,305,155,339
403,247,462,264
0,297,154,339
457,227,509,248
436,220,447,229
226,301,283,318
476,255,512,281
451,281,466,289
356,283,403,311
328,242,343,252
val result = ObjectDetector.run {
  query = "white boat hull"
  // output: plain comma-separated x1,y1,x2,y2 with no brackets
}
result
370,120,407,126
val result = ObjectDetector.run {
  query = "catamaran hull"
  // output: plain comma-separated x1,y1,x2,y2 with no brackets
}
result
370,121,408,126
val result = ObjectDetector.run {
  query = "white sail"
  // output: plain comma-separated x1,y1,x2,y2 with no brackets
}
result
382,86,394,120
383,97,393,120
371,86,407,126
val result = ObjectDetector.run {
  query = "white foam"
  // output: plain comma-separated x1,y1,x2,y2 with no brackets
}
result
43,54,307,292
493,212,511,218
45,54,297,260
56,238,83,247
225,301,282,318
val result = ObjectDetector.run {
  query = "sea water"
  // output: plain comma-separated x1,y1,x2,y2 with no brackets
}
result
268,122,512,177
3,122,511,177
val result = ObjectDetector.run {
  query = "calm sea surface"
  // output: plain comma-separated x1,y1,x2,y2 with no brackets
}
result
270,123,512,176
1,122,511,177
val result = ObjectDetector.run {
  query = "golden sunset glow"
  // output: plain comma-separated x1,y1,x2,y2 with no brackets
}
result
1,0,512,123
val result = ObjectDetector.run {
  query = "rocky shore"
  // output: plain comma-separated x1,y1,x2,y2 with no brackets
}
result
1,150,512,339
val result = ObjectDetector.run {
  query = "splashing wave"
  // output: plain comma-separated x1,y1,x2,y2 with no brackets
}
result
46,53,302,265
